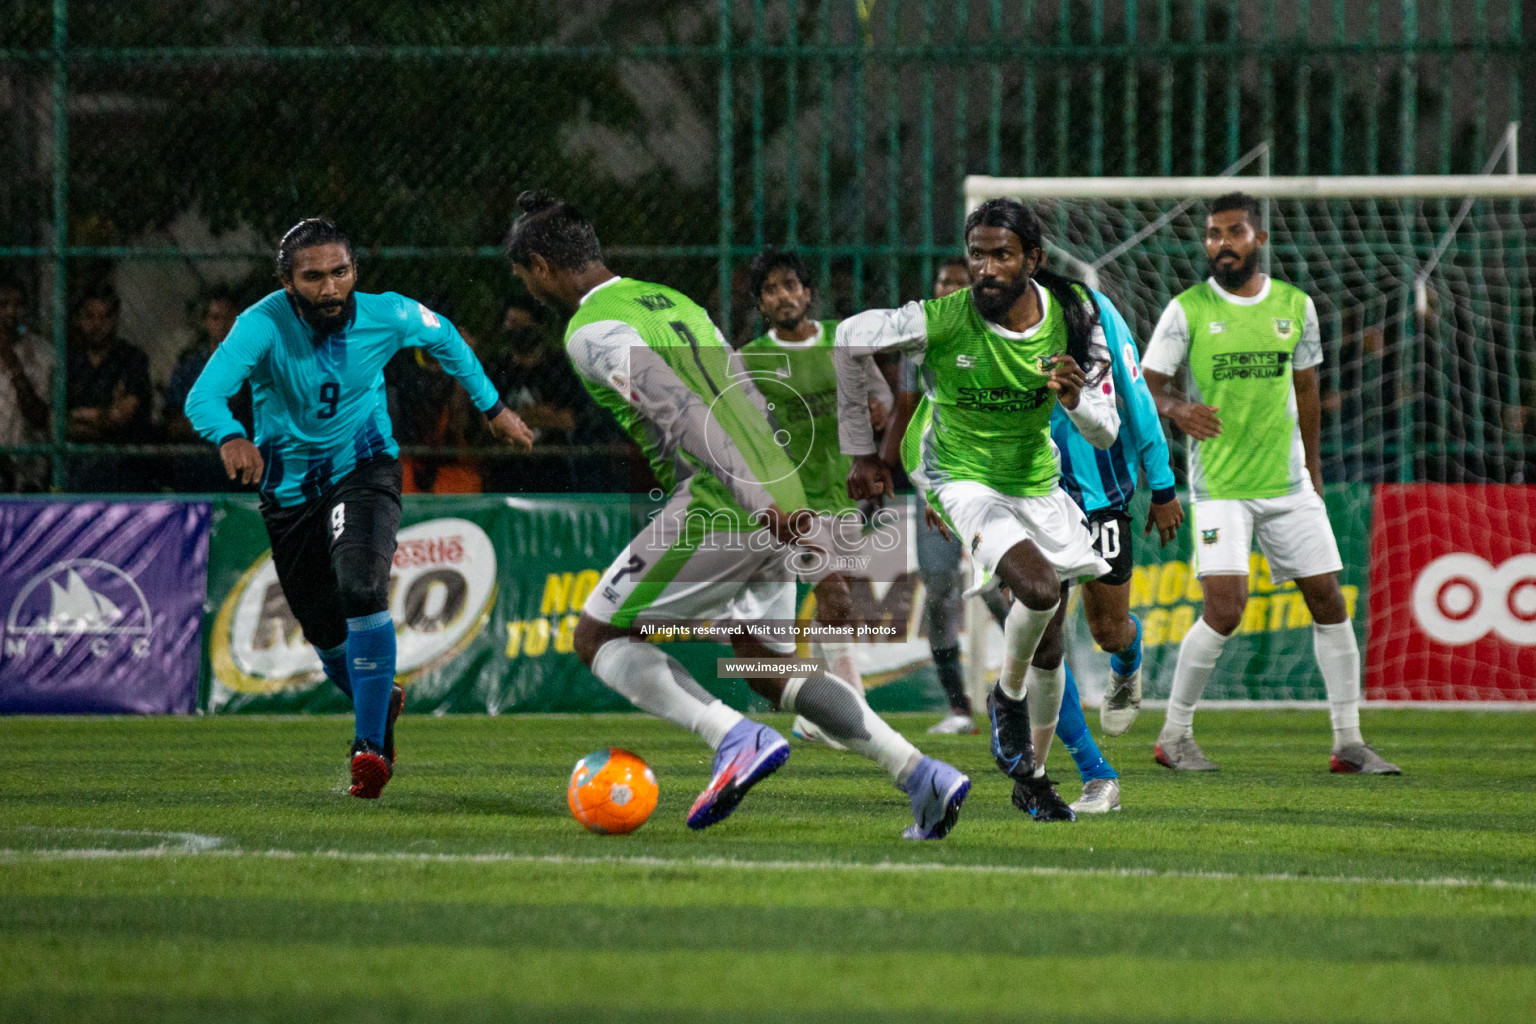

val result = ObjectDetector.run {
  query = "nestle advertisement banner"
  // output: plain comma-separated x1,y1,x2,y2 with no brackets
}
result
207,496,515,713
1366,485,1536,701
0,501,208,713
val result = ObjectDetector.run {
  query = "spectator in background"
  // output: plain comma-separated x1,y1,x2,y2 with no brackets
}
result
485,295,608,493
65,281,153,491
0,274,51,491
163,285,253,491
386,300,490,494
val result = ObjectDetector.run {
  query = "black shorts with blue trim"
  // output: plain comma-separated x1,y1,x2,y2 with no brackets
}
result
260,455,402,651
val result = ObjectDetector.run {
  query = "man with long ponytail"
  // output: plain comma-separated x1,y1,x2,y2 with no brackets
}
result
836,197,1124,821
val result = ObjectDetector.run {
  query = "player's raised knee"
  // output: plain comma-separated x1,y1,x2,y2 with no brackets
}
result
336,574,389,621
573,613,624,668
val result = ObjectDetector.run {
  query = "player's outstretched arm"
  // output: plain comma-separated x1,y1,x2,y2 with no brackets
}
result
568,319,805,518
833,303,927,460
408,297,529,446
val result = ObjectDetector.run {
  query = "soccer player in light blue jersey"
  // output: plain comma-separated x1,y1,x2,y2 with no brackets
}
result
187,217,533,798
1045,287,1183,812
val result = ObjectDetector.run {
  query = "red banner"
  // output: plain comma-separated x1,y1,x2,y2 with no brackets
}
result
1367,485,1536,700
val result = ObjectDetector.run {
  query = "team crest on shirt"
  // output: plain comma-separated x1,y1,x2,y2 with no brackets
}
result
971,533,982,554
1273,318,1294,339
1201,528,1220,545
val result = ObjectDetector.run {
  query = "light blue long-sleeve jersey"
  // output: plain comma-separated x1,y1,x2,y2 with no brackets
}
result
1050,290,1176,513
186,289,502,508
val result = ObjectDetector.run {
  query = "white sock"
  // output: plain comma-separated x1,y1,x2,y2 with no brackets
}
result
817,640,861,693
1024,662,1066,733
1314,620,1364,748
1160,617,1229,741
590,638,742,750
783,671,923,784
999,599,1059,701
1026,662,1066,768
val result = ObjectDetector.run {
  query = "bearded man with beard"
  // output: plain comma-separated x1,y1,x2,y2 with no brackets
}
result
835,197,1125,822
1142,191,1398,776
186,217,534,798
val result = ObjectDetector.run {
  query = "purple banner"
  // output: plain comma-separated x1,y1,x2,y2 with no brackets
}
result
0,501,209,714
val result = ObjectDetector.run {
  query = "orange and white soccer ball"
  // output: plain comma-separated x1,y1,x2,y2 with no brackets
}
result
567,748,658,835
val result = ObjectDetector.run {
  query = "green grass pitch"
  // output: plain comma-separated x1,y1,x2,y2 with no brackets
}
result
1,709,1533,1023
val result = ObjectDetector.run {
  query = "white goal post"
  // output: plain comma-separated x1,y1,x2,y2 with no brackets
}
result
959,145,1536,706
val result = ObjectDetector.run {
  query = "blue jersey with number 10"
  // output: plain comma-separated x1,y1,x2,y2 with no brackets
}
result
186,289,501,508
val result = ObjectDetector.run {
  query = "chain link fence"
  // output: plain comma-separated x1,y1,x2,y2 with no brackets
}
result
0,0,1527,492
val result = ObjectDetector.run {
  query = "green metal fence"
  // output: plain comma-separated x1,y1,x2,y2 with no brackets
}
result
0,1,1528,490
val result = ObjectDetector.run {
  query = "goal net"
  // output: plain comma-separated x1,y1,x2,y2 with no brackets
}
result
964,159,1536,703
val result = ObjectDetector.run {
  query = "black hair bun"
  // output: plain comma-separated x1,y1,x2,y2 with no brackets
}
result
517,191,553,215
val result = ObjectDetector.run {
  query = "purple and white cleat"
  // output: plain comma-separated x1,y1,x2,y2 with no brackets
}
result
686,720,790,830
901,756,971,840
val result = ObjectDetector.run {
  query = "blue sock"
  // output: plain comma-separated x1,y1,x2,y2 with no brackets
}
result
346,611,396,747
316,642,352,700
1110,613,1142,677
1056,663,1119,782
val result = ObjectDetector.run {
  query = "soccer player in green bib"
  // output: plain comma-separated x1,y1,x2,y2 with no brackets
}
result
737,247,894,747
505,193,970,838
836,198,1123,820
1142,191,1399,774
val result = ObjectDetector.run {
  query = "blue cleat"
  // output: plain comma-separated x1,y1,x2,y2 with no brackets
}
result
901,756,971,840
686,719,790,830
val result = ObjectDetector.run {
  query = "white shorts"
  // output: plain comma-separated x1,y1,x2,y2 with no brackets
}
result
928,480,1110,595
1191,489,1343,584
584,491,802,654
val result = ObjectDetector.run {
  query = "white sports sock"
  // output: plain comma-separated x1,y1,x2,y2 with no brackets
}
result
784,671,922,784
1025,662,1066,768
1313,620,1364,748
817,640,861,694
590,638,742,750
1160,617,1229,741
1025,662,1066,733
999,599,1059,701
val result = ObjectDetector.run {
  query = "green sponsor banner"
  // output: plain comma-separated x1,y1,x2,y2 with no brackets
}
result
1063,483,1372,701
204,495,786,714
205,486,1369,714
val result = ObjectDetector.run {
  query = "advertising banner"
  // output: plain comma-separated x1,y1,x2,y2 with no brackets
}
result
1063,484,1372,701
1366,485,1536,701
206,494,955,714
204,483,1376,713
0,500,208,713
207,495,514,713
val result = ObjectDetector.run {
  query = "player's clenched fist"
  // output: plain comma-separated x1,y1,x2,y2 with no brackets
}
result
1045,354,1087,409
219,438,264,485
846,453,894,503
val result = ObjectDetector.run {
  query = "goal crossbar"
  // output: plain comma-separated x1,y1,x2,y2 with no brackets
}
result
965,174,1536,206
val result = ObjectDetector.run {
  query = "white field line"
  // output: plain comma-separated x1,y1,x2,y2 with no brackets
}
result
1,844,1534,893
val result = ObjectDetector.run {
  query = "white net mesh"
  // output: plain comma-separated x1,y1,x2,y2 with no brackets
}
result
965,175,1536,701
